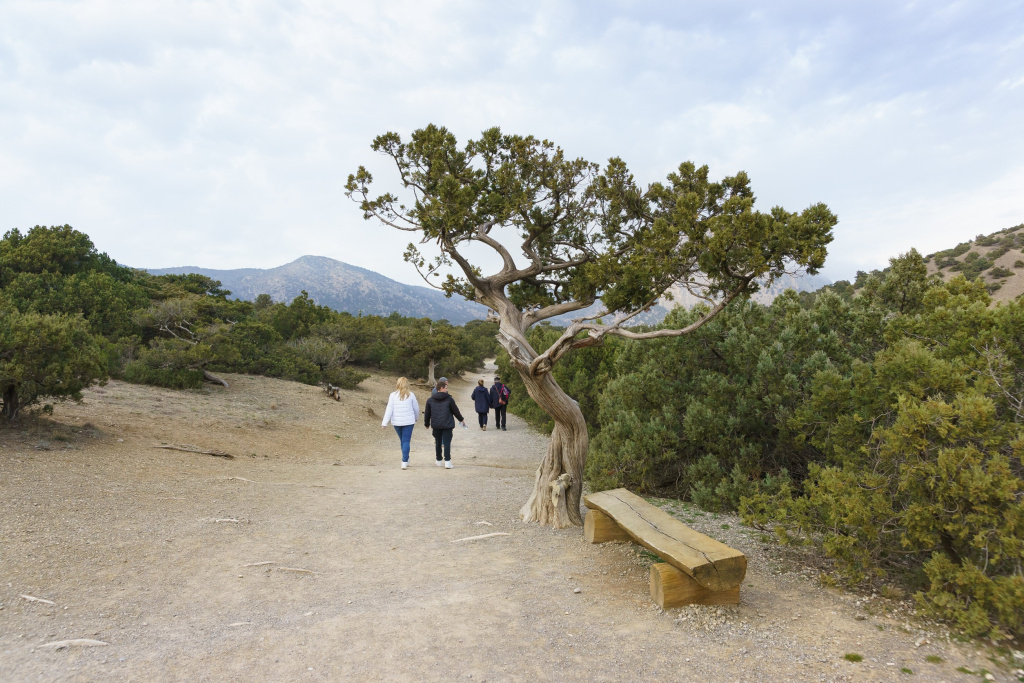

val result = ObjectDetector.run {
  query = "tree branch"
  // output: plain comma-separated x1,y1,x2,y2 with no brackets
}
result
523,298,596,328
528,279,751,376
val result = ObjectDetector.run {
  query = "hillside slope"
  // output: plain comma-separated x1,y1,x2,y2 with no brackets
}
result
924,224,1024,301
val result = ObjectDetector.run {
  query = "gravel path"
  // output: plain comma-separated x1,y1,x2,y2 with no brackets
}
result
0,368,1017,681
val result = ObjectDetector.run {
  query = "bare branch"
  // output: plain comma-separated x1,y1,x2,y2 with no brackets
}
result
528,279,751,376
523,298,596,327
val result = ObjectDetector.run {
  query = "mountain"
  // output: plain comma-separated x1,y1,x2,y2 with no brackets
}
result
143,256,834,326
144,256,490,324
657,272,832,312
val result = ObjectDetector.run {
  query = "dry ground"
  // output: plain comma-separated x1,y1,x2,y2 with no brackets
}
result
0,369,1018,681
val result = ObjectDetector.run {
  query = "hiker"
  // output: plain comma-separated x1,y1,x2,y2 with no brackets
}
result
380,376,420,470
489,376,510,431
430,377,448,398
471,379,490,430
424,378,466,468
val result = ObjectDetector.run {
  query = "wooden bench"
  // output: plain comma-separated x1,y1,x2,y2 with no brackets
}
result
583,488,746,609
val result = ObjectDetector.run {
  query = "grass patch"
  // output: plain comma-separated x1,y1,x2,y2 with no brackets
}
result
924,655,942,664
900,668,913,674
844,653,863,662
721,523,731,530
955,666,975,674
637,549,661,565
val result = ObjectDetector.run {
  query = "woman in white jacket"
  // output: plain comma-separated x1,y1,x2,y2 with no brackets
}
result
381,377,420,470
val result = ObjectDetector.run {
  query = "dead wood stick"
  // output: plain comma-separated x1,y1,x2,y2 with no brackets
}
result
39,639,108,649
242,561,276,567
451,532,510,543
475,521,493,526
226,477,257,483
277,567,316,574
203,370,229,387
211,518,242,523
155,444,234,459
20,594,55,605
228,622,252,627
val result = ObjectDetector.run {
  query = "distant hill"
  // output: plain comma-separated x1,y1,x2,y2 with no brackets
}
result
924,224,1024,302
144,256,490,325
143,256,834,326
658,272,831,312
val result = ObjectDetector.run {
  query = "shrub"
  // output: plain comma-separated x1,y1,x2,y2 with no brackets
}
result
122,362,203,389
0,308,106,418
989,266,1014,278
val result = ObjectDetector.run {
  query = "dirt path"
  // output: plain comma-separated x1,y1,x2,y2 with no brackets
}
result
0,369,1015,681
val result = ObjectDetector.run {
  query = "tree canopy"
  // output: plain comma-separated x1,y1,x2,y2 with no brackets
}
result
348,124,837,526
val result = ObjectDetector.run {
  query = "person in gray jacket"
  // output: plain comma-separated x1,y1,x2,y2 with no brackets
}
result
423,379,466,468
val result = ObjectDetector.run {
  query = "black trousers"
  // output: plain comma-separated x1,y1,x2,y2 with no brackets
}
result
477,411,488,427
493,405,507,429
432,428,453,461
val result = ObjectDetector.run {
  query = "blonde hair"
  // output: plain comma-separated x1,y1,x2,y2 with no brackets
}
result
396,377,410,401
477,379,484,386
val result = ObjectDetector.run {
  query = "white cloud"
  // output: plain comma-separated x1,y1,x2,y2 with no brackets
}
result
0,1,1021,286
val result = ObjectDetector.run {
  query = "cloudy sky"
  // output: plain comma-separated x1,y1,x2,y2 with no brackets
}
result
2,1,1022,286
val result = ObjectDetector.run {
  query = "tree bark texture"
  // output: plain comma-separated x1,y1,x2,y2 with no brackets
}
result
493,312,588,527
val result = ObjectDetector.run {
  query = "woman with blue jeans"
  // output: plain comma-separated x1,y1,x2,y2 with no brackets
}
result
381,377,420,470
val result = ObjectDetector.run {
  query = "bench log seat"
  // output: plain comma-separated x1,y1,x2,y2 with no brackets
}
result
583,488,746,608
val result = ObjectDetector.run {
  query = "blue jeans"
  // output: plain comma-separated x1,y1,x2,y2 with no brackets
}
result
393,424,414,462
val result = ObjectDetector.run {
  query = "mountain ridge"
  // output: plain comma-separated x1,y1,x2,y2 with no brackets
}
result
144,255,490,324
142,255,833,325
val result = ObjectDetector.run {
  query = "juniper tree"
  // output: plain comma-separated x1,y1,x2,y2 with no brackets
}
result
347,124,836,526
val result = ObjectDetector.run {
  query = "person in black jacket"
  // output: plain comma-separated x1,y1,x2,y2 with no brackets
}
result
489,376,509,431
424,379,466,468
471,379,490,430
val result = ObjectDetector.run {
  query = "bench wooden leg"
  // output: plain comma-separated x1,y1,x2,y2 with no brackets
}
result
650,563,740,608
584,509,632,544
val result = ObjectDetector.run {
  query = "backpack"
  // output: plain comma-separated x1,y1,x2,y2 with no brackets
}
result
498,384,510,405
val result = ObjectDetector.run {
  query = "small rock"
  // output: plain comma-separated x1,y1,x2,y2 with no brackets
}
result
983,674,994,681
914,637,928,647
573,588,581,594
855,615,866,621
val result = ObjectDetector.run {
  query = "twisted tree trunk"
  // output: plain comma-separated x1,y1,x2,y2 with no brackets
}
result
518,375,588,527
494,311,588,527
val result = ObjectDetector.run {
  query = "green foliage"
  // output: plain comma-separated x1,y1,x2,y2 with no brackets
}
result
0,225,134,284
0,224,509,400
0,307,105,418
350,126,835,318
541,243,1024,640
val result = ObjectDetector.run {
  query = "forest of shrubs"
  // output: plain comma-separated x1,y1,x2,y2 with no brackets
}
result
0,225,498,418
498,237,1024,641
3,223,1022,641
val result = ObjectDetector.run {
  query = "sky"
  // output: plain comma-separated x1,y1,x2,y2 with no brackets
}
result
2,0,1023,287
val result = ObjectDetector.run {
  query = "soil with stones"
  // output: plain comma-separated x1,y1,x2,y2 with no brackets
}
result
1,367,1018,682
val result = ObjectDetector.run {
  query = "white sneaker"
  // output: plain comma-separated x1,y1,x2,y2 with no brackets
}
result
444,461,453,469
401,462,408,470
435,460,443,467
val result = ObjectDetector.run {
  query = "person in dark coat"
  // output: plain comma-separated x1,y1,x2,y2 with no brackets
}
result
471,379,490,430
489,376,509,431
424,378,466,468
